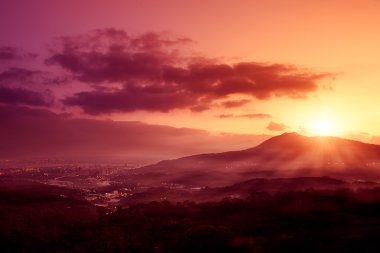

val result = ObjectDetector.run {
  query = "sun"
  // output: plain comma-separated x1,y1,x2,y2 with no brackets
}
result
310,117,337,136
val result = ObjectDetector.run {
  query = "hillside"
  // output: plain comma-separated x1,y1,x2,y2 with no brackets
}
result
125,133,380,187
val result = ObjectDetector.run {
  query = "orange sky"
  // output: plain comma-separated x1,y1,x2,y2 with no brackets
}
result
1,0,380,142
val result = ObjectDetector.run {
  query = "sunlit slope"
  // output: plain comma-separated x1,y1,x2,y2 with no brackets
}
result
128,133,380,187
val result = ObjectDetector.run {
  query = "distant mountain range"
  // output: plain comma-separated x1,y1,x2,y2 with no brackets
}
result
125,133,380,188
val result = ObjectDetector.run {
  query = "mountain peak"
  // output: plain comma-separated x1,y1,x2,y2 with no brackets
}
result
270,132,305,140
256,132,307,149
135,131,380,187
280,132,302,137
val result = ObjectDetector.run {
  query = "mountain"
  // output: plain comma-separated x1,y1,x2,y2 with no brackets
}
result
124,133,380,187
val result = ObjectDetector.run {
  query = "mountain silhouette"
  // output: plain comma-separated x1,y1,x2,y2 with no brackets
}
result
126,133,380,187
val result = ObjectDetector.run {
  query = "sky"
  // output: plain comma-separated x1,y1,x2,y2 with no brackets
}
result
1,0,380,158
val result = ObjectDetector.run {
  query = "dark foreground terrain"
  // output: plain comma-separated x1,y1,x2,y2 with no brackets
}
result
2,185,380,253
2,133,380,252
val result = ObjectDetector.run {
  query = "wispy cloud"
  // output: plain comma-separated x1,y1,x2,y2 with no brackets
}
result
266,121,288,131
217,113,271,119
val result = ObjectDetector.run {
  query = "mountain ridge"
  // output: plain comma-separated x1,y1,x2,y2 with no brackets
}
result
125,132,380,187
156,132,380,162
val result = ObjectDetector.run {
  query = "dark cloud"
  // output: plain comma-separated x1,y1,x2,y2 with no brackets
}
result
0,46,37,61
266,122,288,131
221,99,251,108
217,113,271,119
0,68,60,108
0,86,52,106
0,68,69,86
47,28,333,114
46,29,191,83
0,47,19,61
0,68,40,83
0,105,269,161
63,84,198,114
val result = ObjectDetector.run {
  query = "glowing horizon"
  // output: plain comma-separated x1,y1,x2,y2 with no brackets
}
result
1,0,380,158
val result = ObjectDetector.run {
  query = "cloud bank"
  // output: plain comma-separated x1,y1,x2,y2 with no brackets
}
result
0,105,270,161
45,28,332,114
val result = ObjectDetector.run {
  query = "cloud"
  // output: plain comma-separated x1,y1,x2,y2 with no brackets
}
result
0,86,53,106
0,105,270,161
0,47,19,61
217,114,234,118
46,29,191,83
0,68,40,83
46,28,333,114
221,99,251,108
0,68,60,108
241,113,271,119
0,46,37,61
0,67,68,86
63,84,198,114
266,122,288,131
217,113,271,119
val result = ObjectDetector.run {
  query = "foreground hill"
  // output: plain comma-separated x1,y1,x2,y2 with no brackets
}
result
121,176,380,204
4,187,380,253
125,133,380,187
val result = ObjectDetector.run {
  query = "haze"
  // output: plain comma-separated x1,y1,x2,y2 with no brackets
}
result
2,0,380,160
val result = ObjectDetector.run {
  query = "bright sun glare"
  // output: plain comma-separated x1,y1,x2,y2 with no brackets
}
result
310,117,337,136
